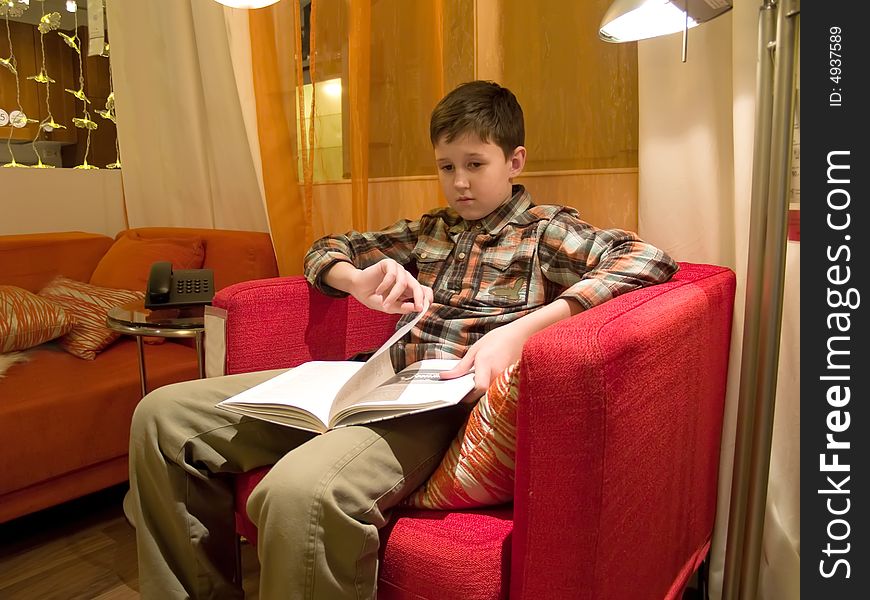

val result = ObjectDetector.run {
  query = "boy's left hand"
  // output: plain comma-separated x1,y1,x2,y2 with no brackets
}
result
439,322,528,403
439,298,579,403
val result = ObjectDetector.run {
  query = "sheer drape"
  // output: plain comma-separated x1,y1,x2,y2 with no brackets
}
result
106,0,268,233
637,3,800,598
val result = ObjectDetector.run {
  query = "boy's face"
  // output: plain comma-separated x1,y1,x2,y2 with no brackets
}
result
433,134,526,221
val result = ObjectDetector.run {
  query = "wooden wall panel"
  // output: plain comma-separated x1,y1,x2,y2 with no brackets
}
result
308,170,637,240
502,0,638,171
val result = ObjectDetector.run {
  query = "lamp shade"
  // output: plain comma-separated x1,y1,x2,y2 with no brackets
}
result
213,0,281,9
599,0,732,43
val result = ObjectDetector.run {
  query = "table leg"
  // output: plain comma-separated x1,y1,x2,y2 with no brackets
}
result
136,336,147,398
195,331,205,379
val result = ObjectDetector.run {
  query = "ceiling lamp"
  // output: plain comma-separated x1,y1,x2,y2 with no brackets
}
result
212,0,281,9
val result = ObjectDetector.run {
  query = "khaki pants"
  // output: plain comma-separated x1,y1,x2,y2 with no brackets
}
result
128,369,468,600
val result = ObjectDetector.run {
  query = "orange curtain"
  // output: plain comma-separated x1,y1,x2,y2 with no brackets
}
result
249,2,310,275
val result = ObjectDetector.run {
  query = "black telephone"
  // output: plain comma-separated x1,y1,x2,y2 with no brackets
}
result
145,261,215,309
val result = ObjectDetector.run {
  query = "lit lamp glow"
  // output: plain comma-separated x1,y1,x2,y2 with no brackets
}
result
599,0,733,62
323,79,342,99
599,0,699,42
213,0,281,8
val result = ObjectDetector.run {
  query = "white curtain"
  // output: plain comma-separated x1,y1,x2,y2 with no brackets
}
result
637,2,800,599
105,0,267,231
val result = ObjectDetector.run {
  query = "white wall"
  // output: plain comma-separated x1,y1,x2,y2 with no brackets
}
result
1,169,127,237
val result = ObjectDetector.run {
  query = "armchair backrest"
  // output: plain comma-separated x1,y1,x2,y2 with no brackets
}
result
215,276,399,375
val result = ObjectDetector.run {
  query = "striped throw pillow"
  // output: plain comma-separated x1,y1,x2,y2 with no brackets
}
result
0,285,75,353
404,361,520,509
38,277,144,360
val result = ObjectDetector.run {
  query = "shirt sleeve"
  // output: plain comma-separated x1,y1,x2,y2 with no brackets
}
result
303,219,421,297
538,210,679,311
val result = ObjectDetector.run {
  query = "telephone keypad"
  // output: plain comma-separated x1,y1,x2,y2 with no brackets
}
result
175,279,211,295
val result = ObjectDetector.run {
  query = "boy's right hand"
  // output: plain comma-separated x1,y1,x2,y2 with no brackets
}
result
350,259,433,314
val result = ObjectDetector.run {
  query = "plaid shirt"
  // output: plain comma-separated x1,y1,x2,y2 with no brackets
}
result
304,185,678,370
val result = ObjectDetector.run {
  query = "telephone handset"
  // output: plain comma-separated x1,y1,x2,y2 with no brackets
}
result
145,261,215,309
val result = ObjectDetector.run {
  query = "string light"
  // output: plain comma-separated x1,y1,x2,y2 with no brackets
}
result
3,0,113,168
2,0,34,167
99,41,120,169
66,3,98,169
28,4,64,168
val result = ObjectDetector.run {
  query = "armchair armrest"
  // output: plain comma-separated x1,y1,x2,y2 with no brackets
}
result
511,264,736,599
207,276,399,376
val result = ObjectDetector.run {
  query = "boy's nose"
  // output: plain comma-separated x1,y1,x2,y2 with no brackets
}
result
454,173,469,190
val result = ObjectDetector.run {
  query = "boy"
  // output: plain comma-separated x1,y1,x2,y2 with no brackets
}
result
128,80,677,599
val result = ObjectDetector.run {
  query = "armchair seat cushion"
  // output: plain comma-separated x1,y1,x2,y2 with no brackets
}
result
234,469,513,600
378,507,513,600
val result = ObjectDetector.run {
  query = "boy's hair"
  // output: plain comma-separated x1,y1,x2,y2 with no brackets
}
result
429,80,524,159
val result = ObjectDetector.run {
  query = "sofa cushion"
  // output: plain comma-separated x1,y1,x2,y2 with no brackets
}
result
405,362,519,509
0,232,114,293
125,227,279,291
0,285,75,353
89,231,206,293
0,339,198,499
38,277,144,360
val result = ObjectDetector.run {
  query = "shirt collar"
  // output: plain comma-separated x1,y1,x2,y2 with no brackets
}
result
473,185,532,235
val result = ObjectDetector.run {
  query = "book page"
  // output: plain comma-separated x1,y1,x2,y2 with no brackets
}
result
216,361,364,429
329,359,474,427
327,303,430,420
217,303,438,432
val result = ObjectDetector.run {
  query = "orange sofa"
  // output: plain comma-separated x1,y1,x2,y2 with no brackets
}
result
0,227,278,524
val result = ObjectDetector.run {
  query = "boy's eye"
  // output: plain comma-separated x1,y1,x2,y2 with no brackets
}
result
440,164,454,172
468,162,482,169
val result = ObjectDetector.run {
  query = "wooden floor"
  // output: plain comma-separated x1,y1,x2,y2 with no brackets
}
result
0,484,261,599
0,484,707,599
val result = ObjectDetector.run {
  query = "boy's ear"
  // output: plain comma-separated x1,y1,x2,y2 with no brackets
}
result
508,146,527,178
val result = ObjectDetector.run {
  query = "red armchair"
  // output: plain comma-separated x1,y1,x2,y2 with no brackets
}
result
208,262,736,599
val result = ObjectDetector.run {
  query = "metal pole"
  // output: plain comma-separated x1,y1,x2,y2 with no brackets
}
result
721,1,777,597
738,0,799,596
135,335,148,398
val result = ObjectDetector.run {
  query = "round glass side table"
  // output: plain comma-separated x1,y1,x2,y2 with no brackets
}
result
106,300,206,398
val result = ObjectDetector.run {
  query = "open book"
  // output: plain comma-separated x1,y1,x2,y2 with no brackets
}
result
216,304,474,433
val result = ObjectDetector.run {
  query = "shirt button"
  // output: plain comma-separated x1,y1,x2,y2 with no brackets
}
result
458,252,466,260
420,252,428,259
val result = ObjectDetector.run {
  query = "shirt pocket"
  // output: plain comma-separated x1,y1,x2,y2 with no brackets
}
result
411,243,452,288
478,236,536,307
